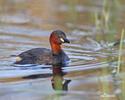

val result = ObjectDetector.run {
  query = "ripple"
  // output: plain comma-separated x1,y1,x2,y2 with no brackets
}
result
0,14,30,24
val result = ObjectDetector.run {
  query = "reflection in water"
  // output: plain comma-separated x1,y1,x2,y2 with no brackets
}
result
51,65,71,92
22,64,71,96
18,63,71,97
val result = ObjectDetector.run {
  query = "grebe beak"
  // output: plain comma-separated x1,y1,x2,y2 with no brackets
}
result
60,37,70,43
63,38,70,43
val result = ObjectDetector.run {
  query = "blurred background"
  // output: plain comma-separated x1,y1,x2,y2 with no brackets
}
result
0,0,125,100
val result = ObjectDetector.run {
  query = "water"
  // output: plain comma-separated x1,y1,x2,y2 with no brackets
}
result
0,0,125,100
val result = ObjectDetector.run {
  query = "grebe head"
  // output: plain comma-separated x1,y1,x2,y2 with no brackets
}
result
49,30,70,53
50,30,70,44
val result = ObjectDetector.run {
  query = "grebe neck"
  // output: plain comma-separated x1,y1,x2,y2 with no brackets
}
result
50,42,62,54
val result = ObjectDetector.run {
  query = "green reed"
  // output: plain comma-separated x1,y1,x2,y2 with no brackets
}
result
94,12,99,28
117,29,124,74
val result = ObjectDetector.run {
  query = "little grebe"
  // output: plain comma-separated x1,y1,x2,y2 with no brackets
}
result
14,30,70,65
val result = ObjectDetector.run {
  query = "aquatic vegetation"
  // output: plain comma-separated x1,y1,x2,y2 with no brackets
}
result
93,0,120,43
91,0,125,100
117,29,124,74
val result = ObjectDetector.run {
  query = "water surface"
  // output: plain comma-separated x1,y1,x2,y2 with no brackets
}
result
0,0,125,100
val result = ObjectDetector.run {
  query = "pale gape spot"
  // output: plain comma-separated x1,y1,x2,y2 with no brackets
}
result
60,38,64,42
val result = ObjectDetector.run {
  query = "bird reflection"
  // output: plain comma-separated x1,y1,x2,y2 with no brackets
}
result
22,63,71,94
51,65,71,92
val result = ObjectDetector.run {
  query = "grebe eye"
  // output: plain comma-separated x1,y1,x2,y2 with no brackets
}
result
60,38,64,42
